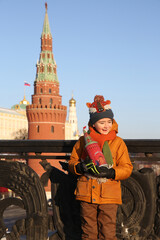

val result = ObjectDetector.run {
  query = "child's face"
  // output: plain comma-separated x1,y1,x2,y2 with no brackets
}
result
93,118,113,135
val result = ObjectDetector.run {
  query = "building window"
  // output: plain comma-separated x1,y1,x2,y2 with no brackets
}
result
49,88,51,94
37,125,40,133
39,98,41,104
40,88,43,93
51,126,54,133
50,98,53,104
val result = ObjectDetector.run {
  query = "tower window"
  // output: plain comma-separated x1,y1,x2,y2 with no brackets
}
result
51,126,54,133
49,88,51,94
50,98,53,104
39,98,41,104
37,125,40,133
48,65,52,73
40,88,43,93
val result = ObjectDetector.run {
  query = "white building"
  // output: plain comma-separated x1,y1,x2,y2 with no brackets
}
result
65,96,79,140
0,97,29,140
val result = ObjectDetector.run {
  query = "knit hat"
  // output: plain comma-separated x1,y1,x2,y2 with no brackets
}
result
86,95,114,125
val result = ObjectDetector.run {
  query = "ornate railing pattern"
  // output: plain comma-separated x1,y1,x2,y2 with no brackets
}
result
0,139,160,240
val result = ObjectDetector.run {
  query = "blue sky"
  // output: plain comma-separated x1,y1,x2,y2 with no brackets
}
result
0,0,160,139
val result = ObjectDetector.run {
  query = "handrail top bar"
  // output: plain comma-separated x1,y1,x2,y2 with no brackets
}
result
0,139,160,143
0,139,160,153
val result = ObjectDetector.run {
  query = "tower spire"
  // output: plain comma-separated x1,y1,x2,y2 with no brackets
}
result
45,2,48,12
35,3,58,84
42,2,51,37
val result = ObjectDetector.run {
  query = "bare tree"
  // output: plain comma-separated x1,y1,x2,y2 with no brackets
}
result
13,128,28,140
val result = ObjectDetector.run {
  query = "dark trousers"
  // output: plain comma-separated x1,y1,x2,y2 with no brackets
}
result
80,201,118,240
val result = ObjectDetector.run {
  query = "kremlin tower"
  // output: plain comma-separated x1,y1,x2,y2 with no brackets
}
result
26,3,67,140
26,3,67,194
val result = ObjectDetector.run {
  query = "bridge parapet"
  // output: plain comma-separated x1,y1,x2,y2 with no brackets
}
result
0,139,160,239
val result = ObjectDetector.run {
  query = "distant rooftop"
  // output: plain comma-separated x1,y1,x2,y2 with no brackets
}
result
0,107,24,116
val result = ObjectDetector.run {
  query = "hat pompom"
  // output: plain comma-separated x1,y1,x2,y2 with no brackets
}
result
87,95,114,124
86,95,111,113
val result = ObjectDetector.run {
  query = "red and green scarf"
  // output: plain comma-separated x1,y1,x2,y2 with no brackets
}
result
82,126,116,166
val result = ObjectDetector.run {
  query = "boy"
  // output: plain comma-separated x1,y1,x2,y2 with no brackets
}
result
68,95,133,240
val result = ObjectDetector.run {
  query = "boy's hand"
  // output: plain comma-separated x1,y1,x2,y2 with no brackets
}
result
95,166,115,179
76,157,115,179
84,158,115,179
76,157,96,174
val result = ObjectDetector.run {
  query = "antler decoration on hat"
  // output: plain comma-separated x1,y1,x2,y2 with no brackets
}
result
86,95,111,113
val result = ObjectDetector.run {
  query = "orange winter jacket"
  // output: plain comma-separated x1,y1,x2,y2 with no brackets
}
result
68,120,133,205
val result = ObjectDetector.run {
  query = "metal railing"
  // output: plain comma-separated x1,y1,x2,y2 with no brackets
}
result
0,139,160,240
0,139,160,159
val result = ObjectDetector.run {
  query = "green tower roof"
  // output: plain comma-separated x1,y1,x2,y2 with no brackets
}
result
35,3,59,84
42,3,52,37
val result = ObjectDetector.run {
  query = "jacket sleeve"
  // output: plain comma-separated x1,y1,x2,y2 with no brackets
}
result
113,138,133,181
68,136,85,175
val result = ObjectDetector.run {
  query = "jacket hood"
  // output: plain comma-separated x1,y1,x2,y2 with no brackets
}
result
111,119,118,133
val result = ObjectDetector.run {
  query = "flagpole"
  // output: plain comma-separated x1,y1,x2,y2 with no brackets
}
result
24,82,26,98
